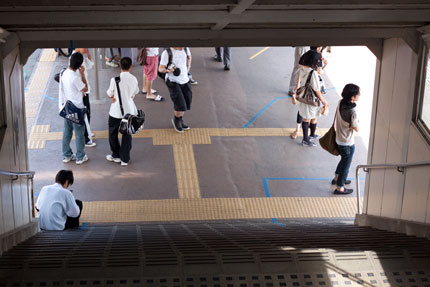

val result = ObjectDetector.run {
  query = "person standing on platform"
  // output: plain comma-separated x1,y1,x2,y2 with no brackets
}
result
35,170,82,230
142,48,164,102
213,47,231,70
159,47,193,133
71,48,96,147
60,52,89,165
106,57,139,166
332,84,361,195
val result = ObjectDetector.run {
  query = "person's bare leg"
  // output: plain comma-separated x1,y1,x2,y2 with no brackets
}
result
147,79,155,99
143,73,148,93
174,111,184,118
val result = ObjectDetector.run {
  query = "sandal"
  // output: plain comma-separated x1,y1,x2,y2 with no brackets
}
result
147,94,164,102
142,89,157,95
290,130,298,139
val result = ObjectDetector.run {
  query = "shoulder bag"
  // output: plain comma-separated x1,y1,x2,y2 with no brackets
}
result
319,102,340,156
58,70,87,125
114,77,145,135
137,48,147,66
296,70,321,107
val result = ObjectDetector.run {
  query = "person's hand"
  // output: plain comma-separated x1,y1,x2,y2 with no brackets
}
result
322,100,329,108
111,97,116,103
291,94,297,105
323,59,328,66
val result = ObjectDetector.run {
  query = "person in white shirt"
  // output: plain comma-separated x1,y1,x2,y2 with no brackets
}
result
106,57,139,166
159,47,192,133
143,48,164,101
60,53,89,165
35,170,82,230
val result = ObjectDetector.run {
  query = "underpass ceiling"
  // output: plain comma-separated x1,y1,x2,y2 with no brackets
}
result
0,0,429,56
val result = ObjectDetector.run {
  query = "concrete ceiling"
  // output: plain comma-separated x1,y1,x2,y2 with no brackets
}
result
1,0,430,58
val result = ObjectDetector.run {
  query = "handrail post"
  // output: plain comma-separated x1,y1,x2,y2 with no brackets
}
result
30,176,35,218
356,167,361,214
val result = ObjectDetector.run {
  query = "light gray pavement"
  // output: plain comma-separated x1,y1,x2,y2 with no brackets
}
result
27,47,370,201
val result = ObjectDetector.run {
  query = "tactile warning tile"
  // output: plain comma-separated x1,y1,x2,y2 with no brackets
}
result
27,125,50,149
173,144,201,199
152,128,211,145
80,197,360,222
25,49,57,126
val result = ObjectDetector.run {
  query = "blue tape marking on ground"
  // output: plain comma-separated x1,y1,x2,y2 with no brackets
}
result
243,96,290,128
263,178,270,198
43,94,59,102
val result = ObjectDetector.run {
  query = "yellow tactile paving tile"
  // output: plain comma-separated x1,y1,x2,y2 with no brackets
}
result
173,144,201,198
27,125,50,149
80,197,362,222
39,48,57,62
153,128,211,145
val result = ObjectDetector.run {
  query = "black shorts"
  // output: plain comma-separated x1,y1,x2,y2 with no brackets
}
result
166,80,192,112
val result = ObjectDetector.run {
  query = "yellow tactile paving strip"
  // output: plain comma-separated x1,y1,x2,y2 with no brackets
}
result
80,197,362,222
173,144,201,199
28,127,330,149
25,49,57,129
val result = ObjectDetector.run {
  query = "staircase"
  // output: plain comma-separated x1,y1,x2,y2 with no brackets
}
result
1,219,430,287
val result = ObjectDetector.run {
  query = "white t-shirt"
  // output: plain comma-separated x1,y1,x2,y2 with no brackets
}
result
146,48,159,57
106,72,139,119
336,101,359,146
59,69,86,109
35,183,80,231
160,48,190,84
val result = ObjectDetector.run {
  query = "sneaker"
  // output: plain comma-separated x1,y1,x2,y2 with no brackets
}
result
106,154,121,163
76,155,89,165
224,65,230,71
106,61,118,68
85,141,97,147
179,117,190,131
302,140,316,147
172,117,183,133
309,134,319,140
121,161,128,166
288,91,294,97
62,154,76,163
290,130,298,139
189,77,198,85
334,188,353,195
213,55,222,62
331,179,352,185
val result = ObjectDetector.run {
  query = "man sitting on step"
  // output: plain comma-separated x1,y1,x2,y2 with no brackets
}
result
35,170,83,230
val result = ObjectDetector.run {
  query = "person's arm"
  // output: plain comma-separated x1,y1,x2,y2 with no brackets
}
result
65,192,80,218
78,66,88,93
311,70,328,107
350,111,360,132
106,78,116,103
294,70,301,93
158,51,175,74
186,48,192,72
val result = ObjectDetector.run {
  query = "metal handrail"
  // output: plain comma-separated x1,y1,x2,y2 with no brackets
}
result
355,161,430,215
0,170,36,217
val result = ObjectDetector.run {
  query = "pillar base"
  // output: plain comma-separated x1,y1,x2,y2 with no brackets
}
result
0,220,39,255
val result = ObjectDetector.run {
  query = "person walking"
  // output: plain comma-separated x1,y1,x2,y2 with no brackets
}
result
159,47,193,133
142,48,164,101
106,57,139,166
288,46,309,97
35,170,82,230
214,47,231,70
332,84,361,195
292,50,329,147
60,52,89,164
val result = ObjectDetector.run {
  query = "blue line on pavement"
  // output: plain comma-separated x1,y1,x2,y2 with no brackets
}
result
243,96,289,128
43,94,59,102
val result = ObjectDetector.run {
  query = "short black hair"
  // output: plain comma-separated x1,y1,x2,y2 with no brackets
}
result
299,50,321,69
69,53,84,70
55,170,74,186
341,83,360,102
120,57,132,70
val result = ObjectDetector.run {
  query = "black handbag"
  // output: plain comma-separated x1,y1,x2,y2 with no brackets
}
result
114,77,145,135
54,68,66,83
59,100,87,125
296,70,320,107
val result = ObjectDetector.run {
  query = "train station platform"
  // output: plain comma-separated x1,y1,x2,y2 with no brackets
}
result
24,47,375,223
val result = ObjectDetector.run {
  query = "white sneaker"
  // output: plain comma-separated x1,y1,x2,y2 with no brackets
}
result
106,61,118,67
76,155,89,165
62,154,76,163
121,161,128,166
85,141,97,147
91,133,95,137
106,154,121,163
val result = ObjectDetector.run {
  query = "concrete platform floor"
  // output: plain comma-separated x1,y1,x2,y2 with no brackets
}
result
24,47,375,221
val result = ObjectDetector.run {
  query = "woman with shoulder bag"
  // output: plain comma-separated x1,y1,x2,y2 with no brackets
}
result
292,50,329,147
332,84,361,195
